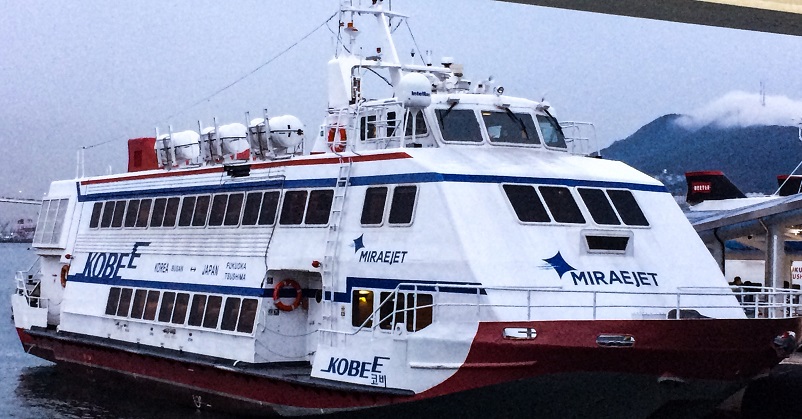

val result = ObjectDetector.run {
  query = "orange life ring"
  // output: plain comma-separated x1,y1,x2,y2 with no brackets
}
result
60,264,70,287
273,279,303,312
327,127,346,152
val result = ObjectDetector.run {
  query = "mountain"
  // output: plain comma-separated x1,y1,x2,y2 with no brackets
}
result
601,114,802,196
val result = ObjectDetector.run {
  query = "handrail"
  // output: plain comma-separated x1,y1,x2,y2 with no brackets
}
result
319,283,802,339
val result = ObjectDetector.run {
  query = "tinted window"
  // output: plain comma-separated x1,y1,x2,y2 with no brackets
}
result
351,290,374,328
578,188,620,225
407,293,433,332
305,190,333,225
158,291,176,322
105,287,121,315
192,195,211,226
111,200,126,228
178,197,196,227
436,109,482,142
241,192,263,225
130,289,147,319
203,295,223,328
116,288,133,317
237,299,258,333
586,235,630,251
607,190,649,226
482,111,541,145
100,201,115,228
536,114,567,149
361,187,388,225
136,199,152,227
163,197,180,227
539,186,585,224
259,192,280,225
224,193,244,226
220,297,241,331
404,110,427,136
388,186,417,224
124,200,140,228
188,294,207,327
280,191,307,225
208,194,228,226
143,290,160,320
172,293,190,324
90,202,103,228
150,198,167,227
503,184,550,222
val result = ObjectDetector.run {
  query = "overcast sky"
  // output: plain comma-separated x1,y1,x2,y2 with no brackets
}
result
3,0,802,220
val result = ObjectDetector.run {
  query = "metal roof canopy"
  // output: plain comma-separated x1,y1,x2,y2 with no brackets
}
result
499,0,802,36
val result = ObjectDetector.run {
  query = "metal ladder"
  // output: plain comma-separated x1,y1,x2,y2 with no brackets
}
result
321,158,352,346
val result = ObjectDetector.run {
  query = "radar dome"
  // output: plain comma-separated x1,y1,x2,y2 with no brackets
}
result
398,72,432,109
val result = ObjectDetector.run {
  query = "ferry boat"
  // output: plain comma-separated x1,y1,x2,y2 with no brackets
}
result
11,1,802,417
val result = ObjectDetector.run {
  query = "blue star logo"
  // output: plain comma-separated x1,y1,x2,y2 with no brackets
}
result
544,252,576,278
353,234,365,253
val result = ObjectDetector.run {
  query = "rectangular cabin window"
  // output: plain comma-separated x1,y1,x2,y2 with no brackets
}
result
607,190,650,227
360,114,378,141
503,184,551,222
305,190,334,225
280,191,308,225
89,202,103,228
361,187,388,225
237,299,258,333
163,197,180,227
130,289,147,319
203,295,223,328
150,198,167,227
436,109,482,142
407,293,433,332
136,199,152,227
259,191,280,225
105,287,122,315
482,111,541,145
539,186,585,224
178,196,196,227
379,292,405,330
34,198,69,245
405,110,428,136
578,188,621,225
351,290,374,328
100,201,115,228
116,288,134,317
208,194,228,226
172,293,190,324
220,297,241,331
158,291,176,322
585,235,630,252
188,294,207,327
124,199,140,228
111,200,126,228
224,193,244,226
536,114,567,149
388,186,417,225
143,290,160,321
241,192,262,225
192,195,211,226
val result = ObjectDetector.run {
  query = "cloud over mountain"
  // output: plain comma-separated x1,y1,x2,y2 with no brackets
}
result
675,91,802,130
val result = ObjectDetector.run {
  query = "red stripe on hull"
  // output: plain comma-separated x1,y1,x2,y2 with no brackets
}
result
16,317,802,416
80,152,412,186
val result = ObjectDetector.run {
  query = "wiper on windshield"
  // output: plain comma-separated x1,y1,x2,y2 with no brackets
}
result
503,107,530,143
542,108,565,139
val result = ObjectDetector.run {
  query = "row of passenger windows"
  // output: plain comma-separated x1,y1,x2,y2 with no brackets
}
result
89,185,420,230
351,289,433,332
503,185,649,226
105,287,258,334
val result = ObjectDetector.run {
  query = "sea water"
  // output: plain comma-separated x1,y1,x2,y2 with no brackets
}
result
0,243,235,419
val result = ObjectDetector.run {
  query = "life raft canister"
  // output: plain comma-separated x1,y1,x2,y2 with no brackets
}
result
60,264,70,287
273,279,303,312
327,127,346,153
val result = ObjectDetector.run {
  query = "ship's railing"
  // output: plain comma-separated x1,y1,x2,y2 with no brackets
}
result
320,283,802,340
14,257,48,309
561,121,599,157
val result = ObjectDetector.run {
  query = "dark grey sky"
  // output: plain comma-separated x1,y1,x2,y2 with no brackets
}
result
2,0,802,214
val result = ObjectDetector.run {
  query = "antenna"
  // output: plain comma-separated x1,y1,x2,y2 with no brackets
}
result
760,81,766,106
